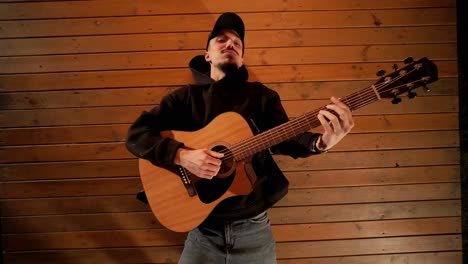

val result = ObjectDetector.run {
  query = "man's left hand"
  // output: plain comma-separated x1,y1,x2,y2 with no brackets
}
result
316,96,354,151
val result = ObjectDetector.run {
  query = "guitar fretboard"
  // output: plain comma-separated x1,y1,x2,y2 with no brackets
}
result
223,58,437,161
229,85,380,161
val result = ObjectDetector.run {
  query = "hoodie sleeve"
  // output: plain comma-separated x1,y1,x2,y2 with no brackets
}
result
260,87,322,158
125,90,187,166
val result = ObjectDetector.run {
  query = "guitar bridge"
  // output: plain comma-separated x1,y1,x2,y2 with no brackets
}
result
178,166,197,197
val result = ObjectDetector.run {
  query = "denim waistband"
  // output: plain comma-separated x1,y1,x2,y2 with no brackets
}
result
200,210,267,229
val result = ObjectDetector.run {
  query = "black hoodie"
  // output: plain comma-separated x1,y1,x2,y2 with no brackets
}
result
126,55,321,220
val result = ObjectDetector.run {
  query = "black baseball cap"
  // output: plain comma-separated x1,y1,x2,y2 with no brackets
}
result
206,12,245,54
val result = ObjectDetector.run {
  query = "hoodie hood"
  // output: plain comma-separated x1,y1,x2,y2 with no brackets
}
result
188,55,249,86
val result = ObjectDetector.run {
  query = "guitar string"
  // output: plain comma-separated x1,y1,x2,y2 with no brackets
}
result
224,71,420,160
220,71,423,162
232,78,424,160
221,82,412,161
216,67,425,162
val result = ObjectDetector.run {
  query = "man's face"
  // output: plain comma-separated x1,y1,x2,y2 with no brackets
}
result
205,29,244,71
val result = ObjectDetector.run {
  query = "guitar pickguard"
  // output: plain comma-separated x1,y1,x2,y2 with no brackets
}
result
195,170,236,203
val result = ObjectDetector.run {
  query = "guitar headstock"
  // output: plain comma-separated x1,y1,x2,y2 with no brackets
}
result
374,57,438,104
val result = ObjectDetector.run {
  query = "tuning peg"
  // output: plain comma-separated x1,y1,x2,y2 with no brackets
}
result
376,70,386,77
391,96,402,104
392,64,398,71
407,90,417,99
404,57,414,64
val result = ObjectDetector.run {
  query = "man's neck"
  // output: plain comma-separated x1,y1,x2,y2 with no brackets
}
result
210,66,226,81
210,63,242,81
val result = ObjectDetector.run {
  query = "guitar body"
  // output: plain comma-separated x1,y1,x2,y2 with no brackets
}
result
139,112,255,232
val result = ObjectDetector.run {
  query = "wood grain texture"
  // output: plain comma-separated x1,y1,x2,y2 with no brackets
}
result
0,78,458,110
0,61,458,92
0,9,456,38
276,235,461,258
0,26,457,56
3,250,461,264
2,218,460,250
0,44,457,74
0,95,459,128
0,0,461,262
0,112,460,146
0,0,456,20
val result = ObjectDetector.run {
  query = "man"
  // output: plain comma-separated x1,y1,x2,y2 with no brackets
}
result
126,12,354,264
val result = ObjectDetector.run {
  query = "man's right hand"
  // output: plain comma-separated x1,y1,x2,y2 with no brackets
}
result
174,148,224,179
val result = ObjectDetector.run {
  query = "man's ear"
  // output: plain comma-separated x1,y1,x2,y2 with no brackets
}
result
205,52,211,63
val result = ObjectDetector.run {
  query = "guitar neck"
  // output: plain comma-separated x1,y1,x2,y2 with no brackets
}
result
231,86,380,160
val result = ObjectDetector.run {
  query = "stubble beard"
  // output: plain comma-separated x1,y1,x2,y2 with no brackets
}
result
216,62,239,75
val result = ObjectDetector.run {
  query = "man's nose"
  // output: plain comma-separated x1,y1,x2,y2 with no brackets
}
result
226,39,234,49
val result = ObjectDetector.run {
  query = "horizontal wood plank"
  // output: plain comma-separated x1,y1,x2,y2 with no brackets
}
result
0,96,458,128
0,124,131,145
2,233,461,254
0,106,149,128
0,113,459,146
0,142,133,163
0,78,457,110
274,148,460,171
2,218,460,250
0,61,456,93
0,130,459,163
0,26,456,56
3,245,183,264
2,177,142,198
0,160,138,181
286,165,460,188
272,217,461,242
336,130,459,151
0,199,461,233
1,197,460,222
270,200,460,224
0,147,460,176
2,205,461,233
0,9,456,38
0,159,459,189
277,183,460,207
353,113,458,133
1,194,151,217
3,229,187,251
0,44,457,74
285,96,458,118
0,148,460,181
278,252,462,264
0,162,461,199
276,235,461,258
3,250,461,264
0,0,456,20
0,171,460,200
2,212,164,233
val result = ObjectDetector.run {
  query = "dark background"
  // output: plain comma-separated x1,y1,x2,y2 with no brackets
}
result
457,0,467,263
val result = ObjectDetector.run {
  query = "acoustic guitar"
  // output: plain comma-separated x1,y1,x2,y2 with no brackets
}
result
139,57,438,232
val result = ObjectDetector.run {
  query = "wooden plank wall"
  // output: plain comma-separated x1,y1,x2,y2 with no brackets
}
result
0,0,461,263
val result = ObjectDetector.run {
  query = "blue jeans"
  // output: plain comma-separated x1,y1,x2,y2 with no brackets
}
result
178,211,277,264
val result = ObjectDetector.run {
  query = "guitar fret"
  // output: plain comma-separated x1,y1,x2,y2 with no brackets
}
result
231,86,380,160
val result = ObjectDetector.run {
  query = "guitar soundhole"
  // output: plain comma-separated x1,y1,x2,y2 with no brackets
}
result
211,145,234,177
195,145,236,204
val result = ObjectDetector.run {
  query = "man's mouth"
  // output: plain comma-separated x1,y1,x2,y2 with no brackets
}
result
222,50,238,56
